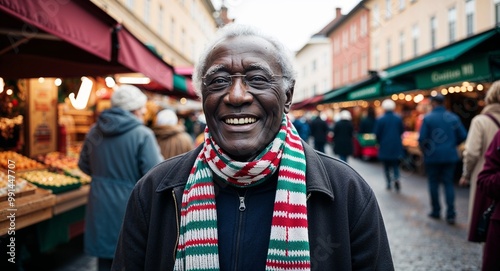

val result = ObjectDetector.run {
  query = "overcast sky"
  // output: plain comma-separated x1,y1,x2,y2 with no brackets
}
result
212,0,361,52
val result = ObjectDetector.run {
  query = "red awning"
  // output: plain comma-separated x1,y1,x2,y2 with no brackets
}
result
0,0,174,91
116,25,174,91
0,0,132,78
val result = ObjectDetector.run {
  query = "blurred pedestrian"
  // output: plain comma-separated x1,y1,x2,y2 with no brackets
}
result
374,99,405,191
359,106,376,134
78,85,163,270
459,80,500,238
418,94,467,225
153,109,194,159
476,129,500,271
309,110,329,153
333,110,354,163
292,114,311,141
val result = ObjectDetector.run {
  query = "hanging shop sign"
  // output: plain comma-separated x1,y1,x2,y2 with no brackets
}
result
27,78,58,157
415,55,491,89
347,82,381,101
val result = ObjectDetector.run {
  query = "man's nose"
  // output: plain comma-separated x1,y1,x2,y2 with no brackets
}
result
224,77,253,106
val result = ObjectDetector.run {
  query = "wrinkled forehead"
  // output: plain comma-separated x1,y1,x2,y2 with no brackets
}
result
203,36,281,76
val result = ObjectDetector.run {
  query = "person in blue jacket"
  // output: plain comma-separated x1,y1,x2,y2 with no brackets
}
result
374,99,405,191
418,94,467,225
78,84,163,270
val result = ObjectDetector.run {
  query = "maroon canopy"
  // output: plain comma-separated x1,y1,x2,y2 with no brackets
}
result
0,0,174,91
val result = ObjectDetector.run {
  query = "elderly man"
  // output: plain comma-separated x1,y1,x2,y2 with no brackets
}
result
112,24,393,271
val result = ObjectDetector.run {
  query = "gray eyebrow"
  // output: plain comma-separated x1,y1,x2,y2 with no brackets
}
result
203,64,225,78
203,63,274,78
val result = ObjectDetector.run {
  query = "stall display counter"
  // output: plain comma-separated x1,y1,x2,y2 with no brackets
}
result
0,188,56,236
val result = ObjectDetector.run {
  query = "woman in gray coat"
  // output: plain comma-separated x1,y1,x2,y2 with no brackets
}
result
78,85,163,270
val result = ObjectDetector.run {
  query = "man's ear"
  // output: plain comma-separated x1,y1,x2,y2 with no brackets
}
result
284,80,295,114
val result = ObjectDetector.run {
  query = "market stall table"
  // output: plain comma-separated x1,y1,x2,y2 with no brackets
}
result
0,188,56,236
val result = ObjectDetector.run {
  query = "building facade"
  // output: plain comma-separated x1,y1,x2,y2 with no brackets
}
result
293,36,332,103
90,0,219,68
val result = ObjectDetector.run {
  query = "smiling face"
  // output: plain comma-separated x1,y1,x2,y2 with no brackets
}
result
201,35,294,161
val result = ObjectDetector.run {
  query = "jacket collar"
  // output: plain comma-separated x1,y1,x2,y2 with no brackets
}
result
155,141,335,201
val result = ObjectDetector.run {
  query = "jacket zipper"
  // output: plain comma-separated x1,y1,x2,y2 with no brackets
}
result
234,189,248,270
172,189,180,262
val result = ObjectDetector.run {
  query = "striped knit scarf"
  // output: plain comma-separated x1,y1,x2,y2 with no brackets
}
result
174,114,310,271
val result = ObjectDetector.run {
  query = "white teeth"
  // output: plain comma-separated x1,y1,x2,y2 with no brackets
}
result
225,117,257,125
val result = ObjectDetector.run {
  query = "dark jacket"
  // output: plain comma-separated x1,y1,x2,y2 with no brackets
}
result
476,130,500,270
374,111,405,160
418,106,467,163
112,142,394,271
333,119,354,156
309,116,329,144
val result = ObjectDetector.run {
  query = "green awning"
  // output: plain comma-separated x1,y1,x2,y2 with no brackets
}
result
384,29,498,79
321,86,351,104
347,82,382,100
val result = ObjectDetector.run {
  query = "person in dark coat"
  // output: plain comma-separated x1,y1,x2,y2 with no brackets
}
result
359,106,376,134
78,85,163,270
333,110,354,163
309,111,329,153
374,99,405,191
418,94,467,225
476,129,500,271
112,23,393,271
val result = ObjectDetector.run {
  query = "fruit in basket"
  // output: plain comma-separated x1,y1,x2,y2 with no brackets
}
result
19,170,80,187
0,151,46,170
38,151,79,169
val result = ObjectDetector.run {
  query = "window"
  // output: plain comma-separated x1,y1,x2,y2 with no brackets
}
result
312,59,317,72
448,7,456,42
399,0,405,11
352,57,358,79
312,84,317,96
465,0,475,36
170,18,175,46
373,4,380,27
158,5,164,36
412,24,419,57
374,45,380,70
351,24,357,43
430,16,437,50
399,31,405,62
181,28,186,54
386,0,392,19
333,37,340,54
342,30,349,48
343,64,349,83
386,38,391,67
360,15,368,37
126,0,134,9
496,0,500,26
361,53,368,75
144,0,150,24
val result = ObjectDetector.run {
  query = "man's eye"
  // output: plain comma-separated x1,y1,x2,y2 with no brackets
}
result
247,75,269,83
210,77,230,85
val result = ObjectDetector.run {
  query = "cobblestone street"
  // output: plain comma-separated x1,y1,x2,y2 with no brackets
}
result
346,157,483,271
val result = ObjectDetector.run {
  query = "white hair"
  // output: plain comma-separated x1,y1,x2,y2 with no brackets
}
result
381,99,396,111
339,110,352,121
192,24,296,98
